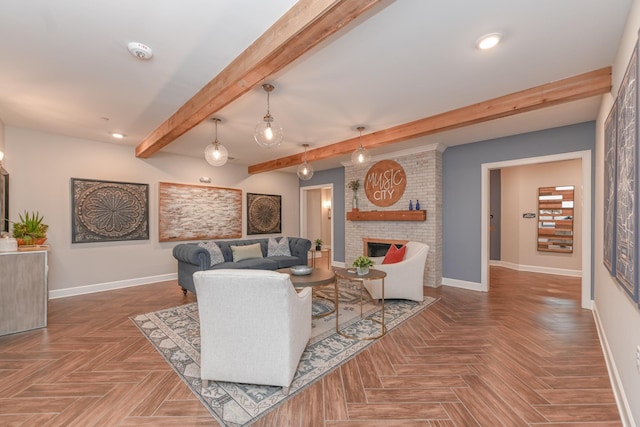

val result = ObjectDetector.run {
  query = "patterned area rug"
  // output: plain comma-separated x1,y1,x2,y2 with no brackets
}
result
131,281,437,426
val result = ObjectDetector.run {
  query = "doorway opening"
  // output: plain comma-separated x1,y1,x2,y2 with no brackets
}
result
300,184,334,267
481,150,592,309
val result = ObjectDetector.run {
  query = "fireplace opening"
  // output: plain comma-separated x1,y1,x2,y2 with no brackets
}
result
363,238,408,257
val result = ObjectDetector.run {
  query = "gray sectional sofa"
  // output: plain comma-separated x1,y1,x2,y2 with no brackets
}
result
172,237,311,295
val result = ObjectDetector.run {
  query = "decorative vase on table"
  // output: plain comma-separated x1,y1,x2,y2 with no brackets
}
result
356,266,369,276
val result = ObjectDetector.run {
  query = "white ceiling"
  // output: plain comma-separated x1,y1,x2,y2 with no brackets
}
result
0,0,631,173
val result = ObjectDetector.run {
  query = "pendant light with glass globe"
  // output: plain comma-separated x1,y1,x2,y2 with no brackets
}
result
204,117,228,166
254,83,284,148
351,126,371,166
297,143,314,180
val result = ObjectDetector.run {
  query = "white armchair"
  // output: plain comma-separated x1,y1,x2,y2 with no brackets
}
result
364,241,429,302
193,269,312,394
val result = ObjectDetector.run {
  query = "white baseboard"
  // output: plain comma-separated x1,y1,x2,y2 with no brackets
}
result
441,277,483,292
491,260,582,277
592,302,636,427
49,273,178,299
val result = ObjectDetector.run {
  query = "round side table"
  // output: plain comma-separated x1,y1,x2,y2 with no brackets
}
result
332,267,387,340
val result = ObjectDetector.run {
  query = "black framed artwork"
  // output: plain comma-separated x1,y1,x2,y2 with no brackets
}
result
247,193,281,235
71,178,149,243
0,167,8,233
604,101,617,276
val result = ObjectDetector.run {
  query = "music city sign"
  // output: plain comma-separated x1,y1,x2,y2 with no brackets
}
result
364,159,407,207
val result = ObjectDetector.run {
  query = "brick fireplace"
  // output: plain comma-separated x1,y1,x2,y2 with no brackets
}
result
345,145,442,287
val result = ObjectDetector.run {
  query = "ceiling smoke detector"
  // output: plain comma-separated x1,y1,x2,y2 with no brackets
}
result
127,42,153,60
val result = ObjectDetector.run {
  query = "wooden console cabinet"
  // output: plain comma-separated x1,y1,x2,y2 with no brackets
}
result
0,249,48,336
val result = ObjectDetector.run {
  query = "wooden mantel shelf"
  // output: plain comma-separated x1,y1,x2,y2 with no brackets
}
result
346,210,426,221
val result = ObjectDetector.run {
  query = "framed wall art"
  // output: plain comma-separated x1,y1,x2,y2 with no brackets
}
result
71,178,149,243
247,193,281,235
0,166,8,233
159,182,242,242
614,39,639,301
604,101,617,275
537,185,574,253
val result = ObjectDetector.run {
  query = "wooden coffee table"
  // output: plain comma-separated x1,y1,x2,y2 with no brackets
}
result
278,267,336,318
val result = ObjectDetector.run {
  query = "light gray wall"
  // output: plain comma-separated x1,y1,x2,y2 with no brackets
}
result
4,126,301,294
594,0,640,422
442,121,595,283
299,167,345,262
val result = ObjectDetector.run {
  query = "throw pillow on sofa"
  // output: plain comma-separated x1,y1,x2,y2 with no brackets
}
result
382,244,407,264
198,241,225,267
267,237,291,256
231,243,264,262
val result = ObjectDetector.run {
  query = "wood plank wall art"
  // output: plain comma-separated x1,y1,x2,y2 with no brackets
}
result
71,178,149,243
537,185,574,253
158,182,242,242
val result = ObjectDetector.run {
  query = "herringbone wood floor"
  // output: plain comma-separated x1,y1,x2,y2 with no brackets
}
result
0,266,621,426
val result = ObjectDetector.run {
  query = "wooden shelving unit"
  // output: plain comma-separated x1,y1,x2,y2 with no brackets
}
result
346,210,426,221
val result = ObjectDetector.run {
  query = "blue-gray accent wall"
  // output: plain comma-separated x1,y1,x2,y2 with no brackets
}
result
442,121,595,284
300,167,345,262
490,169,501,261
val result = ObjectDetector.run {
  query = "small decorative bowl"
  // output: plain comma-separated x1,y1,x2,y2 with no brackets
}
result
290,265,313,276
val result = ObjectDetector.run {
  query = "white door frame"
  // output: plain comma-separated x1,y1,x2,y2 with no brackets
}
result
480,150,592,309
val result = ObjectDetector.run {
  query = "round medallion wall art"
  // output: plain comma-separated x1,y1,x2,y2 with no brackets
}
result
247,193,282,234
364,160,407,207
71,178,149,243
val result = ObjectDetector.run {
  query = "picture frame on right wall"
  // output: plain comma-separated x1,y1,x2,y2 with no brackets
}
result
603,101,617,276
614,38,639,302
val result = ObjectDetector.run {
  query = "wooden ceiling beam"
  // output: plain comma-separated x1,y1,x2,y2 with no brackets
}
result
135,0,382,158
248,66,611,174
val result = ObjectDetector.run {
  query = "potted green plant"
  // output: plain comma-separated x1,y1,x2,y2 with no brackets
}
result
352,255,374,276
314,238,323,251
13,211,48,246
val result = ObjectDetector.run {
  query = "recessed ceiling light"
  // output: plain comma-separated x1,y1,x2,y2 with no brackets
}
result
476,32,503,50
110,132,125,139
